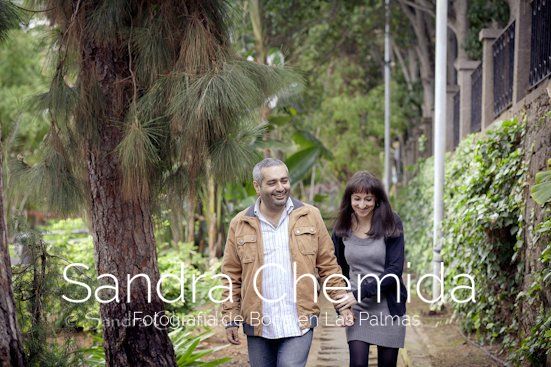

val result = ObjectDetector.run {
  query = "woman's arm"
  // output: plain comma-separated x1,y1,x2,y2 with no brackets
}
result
332,231,350,279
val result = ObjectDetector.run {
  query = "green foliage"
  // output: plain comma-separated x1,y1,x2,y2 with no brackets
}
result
0,0,19,42
209,118,266,182
21,0,301,212
395,157,434,277
11,219,87,366
171,329,231,367
513,162,551,365
34,218,222,328
26,218,99,331
442,118,526,352
241,1,414,191
0,26,49,160
12,217,227,365
312,82,408,181
9,133,84,215
85,329,230,367
398,117,550,364
465,0,510,60
286,129,332,184
531,159,551,205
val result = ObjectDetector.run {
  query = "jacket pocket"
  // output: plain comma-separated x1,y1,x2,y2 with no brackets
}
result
294,226,317,255
237,234,257,263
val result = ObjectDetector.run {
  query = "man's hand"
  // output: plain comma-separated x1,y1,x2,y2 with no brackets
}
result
335,291,357,311
226,326,241,345
340,308,355,327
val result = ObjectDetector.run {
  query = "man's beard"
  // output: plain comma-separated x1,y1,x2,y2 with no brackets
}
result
269,191,288,206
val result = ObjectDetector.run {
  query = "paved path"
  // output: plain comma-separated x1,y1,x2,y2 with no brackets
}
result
306,295,398,367
306,292,503,367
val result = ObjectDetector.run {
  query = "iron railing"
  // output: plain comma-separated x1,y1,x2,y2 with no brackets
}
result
453,91,460,147
493,21,515,117
529,0,551,87
471,64,482,133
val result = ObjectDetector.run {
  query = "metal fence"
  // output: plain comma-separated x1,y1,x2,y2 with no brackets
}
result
493,21,515,117
471,64,482,133
529,0,551,87
453,91,460,147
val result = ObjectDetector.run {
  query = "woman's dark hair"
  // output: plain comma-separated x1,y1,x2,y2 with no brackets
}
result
333,171,401,239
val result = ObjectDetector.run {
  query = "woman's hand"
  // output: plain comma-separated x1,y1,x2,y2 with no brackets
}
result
335,291,358,311
340,307,355,327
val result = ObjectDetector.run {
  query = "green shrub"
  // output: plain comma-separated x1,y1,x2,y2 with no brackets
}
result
398,118,550,364
442,118,526,349
395,157,434,278
13,217,226,364
84,328,231,366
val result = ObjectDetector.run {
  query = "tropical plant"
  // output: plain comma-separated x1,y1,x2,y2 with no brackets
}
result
10,1,299,365
84,329,230,367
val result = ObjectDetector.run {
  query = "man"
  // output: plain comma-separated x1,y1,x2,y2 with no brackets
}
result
221,158,356,367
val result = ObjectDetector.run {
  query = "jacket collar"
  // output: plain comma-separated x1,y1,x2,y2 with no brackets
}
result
244,196,304,218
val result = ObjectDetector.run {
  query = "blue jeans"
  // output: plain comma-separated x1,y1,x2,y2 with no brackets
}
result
247,329,313,367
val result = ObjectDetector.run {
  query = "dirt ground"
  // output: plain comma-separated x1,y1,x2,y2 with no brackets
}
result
402,293,507,367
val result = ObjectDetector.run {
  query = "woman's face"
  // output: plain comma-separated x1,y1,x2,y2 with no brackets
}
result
351,192,376,219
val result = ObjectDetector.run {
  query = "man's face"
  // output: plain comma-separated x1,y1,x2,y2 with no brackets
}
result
253,165,291,209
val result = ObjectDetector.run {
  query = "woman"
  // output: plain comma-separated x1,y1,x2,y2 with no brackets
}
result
333,171,407,367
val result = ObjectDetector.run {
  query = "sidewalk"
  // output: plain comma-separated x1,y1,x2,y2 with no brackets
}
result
307,293,498,367
207,292,500,366
403,294,499,367
306,295,404,367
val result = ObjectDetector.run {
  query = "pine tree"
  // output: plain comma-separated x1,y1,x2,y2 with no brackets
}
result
16,0,296,365
0,2,26,366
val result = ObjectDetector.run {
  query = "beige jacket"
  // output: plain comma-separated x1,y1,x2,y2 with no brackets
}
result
221,198,348,336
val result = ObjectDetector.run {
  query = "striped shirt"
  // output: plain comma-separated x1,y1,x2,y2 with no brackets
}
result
254,197,309,339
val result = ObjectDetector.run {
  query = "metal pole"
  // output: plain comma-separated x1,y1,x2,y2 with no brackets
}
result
383,0,391,192
432,0,447,303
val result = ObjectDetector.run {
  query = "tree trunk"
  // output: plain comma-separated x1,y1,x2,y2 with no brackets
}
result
0,131,26,367
451,0,469,62
206,174,217,261
215,187,223,258
169,201,183,246
309,163,316,202
82,38,176,367
249,0,275,158
399,0,435,119
249,0,267,64
186,192,196,244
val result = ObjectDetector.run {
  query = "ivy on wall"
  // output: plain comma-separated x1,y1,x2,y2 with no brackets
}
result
395,158,434,278
398,117,550,364
442,118,526,353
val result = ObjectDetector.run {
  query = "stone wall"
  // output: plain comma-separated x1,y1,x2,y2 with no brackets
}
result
518,85,550,360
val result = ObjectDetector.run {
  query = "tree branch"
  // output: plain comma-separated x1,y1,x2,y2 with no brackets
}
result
402,0,435,18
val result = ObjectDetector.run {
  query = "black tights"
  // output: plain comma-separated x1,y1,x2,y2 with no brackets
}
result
348,340,399,367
